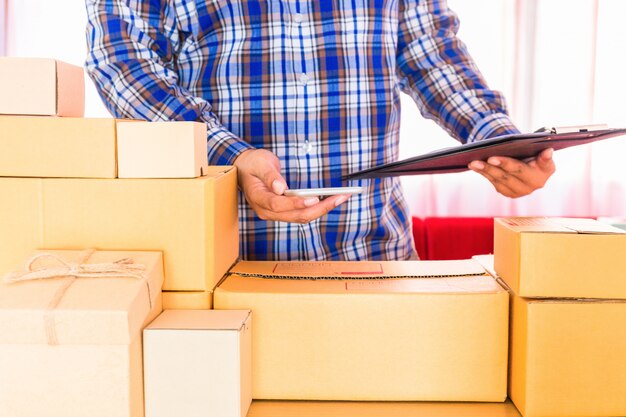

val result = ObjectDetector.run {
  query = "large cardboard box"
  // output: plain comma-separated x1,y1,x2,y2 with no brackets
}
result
117,121,209,178
162,291,214,309
509,295,626,417
248,400,523,417
214,260,509,401
0,57,84,117
0,116,117,178
144,310,252,417
494,217,626,299
476,254,626,417
0,167,238,290
0,250,163,417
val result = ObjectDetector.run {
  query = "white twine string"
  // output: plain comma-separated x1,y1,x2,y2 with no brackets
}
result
4,250,146,283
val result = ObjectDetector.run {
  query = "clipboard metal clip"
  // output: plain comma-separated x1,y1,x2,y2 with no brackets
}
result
534,124,609,135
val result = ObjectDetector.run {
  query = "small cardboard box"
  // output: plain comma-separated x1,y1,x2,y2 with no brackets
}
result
0,57,84,117
214,260,509,401
248,399,523,417
0,116,117,178
0,250,163,417
162,291,213,309
494,217,626,299
0,167,238,291
117,121,209,178
144,310,252,417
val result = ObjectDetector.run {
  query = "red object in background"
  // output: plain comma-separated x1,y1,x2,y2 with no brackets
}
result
411,217,427,260
412,217,495,260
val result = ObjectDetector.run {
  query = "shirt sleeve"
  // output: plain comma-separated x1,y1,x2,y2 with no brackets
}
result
84,0,253,165
396,0,520,143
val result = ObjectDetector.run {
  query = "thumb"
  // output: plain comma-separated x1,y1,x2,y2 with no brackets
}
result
536,148,554,170
251,150,288,195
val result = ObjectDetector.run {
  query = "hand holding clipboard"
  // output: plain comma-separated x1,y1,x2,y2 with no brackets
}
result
343,125,626,180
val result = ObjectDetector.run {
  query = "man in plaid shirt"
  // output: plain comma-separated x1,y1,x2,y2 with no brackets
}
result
85,0,555,260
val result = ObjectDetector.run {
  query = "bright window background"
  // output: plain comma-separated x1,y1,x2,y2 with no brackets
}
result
4,0,626,218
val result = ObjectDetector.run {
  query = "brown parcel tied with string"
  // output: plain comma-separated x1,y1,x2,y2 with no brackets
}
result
0,250,163,417
214,260,509,401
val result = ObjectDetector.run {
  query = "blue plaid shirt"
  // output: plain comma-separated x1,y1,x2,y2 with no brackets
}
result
85,0,518,261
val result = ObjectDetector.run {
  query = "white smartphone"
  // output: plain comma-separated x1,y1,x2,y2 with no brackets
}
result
284,186,365,197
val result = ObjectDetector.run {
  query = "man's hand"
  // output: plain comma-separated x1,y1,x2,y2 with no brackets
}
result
468,148,556,198
233,149,350,223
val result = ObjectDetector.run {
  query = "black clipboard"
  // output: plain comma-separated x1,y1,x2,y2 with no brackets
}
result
343,126,626,180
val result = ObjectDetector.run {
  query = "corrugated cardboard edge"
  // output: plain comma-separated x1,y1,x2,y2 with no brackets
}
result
228,260,488,281
230,272,488,280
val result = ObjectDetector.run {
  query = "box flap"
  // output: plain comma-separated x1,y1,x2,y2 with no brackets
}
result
472,254,496,277
229,260,486,280
497,217,626,234
473,254,517,294
552,217,626,234
146,309,250,331
0,250,163,345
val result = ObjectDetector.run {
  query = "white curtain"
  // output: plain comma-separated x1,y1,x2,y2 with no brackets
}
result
0,0,6,56
6,0,626,218
400,0,626,218
6,0,111,117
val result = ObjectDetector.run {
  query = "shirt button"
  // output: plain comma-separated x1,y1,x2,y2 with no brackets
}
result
293,13,304,24
298,73,310,85
301,140,314,154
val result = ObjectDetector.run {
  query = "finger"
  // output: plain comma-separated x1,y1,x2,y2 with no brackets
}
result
246,150,288,195
257,165,287,196
487,154,552,189
468,161,531,198
481,164,535,197
246,185,320,213
535,148,555,173
486,156,528,179
256,194,350,224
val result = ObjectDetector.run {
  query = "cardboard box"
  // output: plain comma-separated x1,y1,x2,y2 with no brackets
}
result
477,254,626,417
248,400,523,417
162,291,213,309
144,310,252,417
0,167,238,291
0,116,117,178
0,250,163,417
0,57,84,117
214,260,509,401
494,217,626,299
509,295,626,417
0,178,41,277
117,121,209,178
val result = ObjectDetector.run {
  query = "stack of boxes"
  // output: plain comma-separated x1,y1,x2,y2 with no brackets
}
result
492,217,626,417
0,57,239,298
2,57,624,417
0,57,247,417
